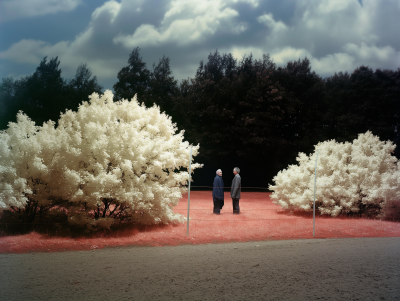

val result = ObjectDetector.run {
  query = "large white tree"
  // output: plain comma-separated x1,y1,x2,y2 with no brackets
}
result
0,90,202,229
269,132,400,217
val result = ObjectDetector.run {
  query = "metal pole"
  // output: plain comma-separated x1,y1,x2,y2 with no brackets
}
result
313,150,319,238
186,146,193,236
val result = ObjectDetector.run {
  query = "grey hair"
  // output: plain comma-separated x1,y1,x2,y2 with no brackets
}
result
216,169,222,174
234,167,240,173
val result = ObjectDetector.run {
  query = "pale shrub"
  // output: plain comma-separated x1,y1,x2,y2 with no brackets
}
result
0,114,65,211
269,132,400,216
0,90,202,229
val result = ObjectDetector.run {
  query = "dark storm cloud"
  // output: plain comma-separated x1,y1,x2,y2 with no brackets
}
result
0,0,82,22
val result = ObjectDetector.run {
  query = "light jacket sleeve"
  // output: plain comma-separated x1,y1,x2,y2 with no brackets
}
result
231,175,241,198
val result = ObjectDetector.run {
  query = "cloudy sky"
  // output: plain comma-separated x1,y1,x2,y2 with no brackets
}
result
1,0,400,91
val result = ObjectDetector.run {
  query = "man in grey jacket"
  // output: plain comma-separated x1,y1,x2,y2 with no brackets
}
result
231,167,241,214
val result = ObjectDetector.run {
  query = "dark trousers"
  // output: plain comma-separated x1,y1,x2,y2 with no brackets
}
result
232,198,240,214
213,197,224,214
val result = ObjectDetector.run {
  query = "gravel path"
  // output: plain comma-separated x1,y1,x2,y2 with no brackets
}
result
1,237,399,300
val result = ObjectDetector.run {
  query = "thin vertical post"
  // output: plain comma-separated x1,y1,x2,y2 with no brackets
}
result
186,146,193,236
313,150,319,238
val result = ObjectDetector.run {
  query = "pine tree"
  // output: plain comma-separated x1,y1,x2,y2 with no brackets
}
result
113,47,150,102
67,63,103,110
24,56,67,126
147,55,178,115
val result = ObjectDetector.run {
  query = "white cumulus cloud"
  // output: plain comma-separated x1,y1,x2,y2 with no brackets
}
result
114,0,241,48
257,13,287,32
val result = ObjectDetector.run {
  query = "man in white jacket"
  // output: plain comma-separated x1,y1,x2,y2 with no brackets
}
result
231,167,241,214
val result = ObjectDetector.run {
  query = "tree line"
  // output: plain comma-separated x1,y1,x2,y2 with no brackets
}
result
1,48,399,187
0,57,103,129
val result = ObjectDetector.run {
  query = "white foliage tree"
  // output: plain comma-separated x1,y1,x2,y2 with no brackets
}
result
0,114,66,228
269,132,400,217
0,90,202,229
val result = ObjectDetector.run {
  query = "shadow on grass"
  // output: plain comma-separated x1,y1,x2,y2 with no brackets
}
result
0,210,183,239
275,208,400,222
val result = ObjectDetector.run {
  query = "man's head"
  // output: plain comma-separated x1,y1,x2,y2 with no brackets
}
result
216,169,222,176
233,167,240,175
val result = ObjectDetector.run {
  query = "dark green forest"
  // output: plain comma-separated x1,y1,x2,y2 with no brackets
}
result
1,48,399,189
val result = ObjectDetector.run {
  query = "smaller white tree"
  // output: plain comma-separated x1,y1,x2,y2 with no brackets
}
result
0,113,68,228
269,132,400,216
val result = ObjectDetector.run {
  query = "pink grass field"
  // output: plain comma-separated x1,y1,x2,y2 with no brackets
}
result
1,191,399,254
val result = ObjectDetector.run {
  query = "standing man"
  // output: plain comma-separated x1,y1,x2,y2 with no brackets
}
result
231,167,241,214
212,169,224,214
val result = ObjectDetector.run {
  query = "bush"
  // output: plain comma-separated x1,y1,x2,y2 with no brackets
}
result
0,113,65,232
269,131,400,217
0,90,202,231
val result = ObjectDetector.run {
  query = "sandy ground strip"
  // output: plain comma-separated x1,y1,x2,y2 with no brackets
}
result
0,237,399,301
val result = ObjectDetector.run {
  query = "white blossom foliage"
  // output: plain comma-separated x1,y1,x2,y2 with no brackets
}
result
0,90,202,227
269,132,400,216
0,114,62,210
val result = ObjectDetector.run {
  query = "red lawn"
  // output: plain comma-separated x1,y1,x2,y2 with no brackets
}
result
1,191,399,253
